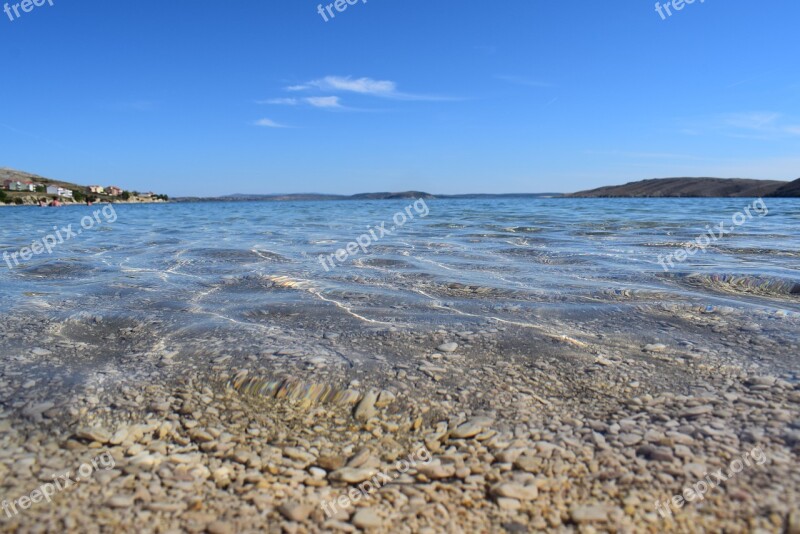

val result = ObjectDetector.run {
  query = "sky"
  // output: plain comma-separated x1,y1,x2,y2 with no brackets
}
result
0,0,798,196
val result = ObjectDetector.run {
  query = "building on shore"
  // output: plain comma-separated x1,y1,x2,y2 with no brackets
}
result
46,185,74,198
87,185,105,194
106,186,123,196
3,180,36,192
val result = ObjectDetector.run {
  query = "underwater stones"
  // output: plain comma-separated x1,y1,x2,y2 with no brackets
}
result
75,427,111,444
451,417,494,439
680,405,713,418
375,390,396,408
354,390,379,422
437,342,458,353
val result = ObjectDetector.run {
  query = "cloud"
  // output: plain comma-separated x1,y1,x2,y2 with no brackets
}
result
723,112,800,138
679,112,800,139
305,96,343,109
253,118,287,128
286,75,456,101
309,76,397,96
257,98,298,105
723,112,781,130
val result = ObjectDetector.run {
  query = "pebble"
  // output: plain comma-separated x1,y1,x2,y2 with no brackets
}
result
437,342,458,353
107,495,135,508
207,521,235,534
329,467,376,484
75,427,111,444
570,505,609,523
354,391,379,422
279,503,314,522
619,433,642,446
496,497,521,510
417,462,456,480
451,417,494,439
352,508,382,529
490,483,538,501
680,405,713,418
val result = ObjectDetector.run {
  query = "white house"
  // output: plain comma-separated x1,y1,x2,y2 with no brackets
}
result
4,180,35,192
46,185,74,198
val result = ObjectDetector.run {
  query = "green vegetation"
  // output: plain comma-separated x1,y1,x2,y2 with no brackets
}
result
121,191,131,200
0,190,6,203
72,190,85,202
13,198,23,205
35,185,46,193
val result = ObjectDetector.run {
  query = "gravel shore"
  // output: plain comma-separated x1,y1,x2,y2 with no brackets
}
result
1,303,798,533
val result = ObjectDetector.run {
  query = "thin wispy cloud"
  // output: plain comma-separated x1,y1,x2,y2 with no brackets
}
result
257,98,298,105
305,96,343,109
253,118,287,128
722,112,800,138
310,76,396,96
285,75,457,101
679,112,800,139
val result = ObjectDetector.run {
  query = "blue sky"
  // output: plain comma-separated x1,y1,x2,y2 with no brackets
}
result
0,0,798,196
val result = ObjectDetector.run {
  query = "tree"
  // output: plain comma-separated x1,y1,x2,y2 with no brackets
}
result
121,191,131,200
35,185,45,193
14,197,23,205
72,190,85,202
0,190,6,203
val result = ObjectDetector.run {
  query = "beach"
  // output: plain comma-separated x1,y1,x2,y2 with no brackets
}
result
1,198,798,532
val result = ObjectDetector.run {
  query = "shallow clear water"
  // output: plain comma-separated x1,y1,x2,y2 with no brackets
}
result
1,198,799,333
0,199,800,387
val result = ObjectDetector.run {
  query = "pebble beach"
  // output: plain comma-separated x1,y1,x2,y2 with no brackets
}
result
1,198,799,533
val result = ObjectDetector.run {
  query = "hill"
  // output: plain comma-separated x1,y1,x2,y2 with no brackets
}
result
768,178,800,197
0,167,165,205
570,177,790,198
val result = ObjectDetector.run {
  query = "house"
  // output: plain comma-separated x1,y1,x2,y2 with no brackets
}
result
3,180,35,192
106,186,123,197
46,185,74,198
87,185,105,194
139,192,154,198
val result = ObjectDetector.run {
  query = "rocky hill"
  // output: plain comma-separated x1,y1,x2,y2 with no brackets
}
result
570,177,791,198
768,178,800,197
1,167,165,205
